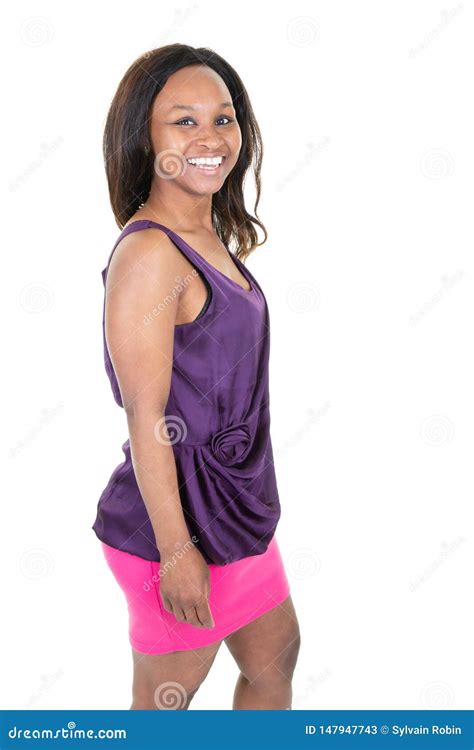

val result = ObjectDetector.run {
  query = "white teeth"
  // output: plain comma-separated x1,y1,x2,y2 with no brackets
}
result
187,156,224,168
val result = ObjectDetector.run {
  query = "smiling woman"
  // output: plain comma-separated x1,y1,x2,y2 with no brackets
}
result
92,43,300,711
102,45,266,263
146,69,244,223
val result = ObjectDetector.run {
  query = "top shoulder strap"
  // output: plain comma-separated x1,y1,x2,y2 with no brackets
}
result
101,219,209,283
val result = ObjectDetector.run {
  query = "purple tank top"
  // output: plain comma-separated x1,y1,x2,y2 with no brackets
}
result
91,219,281,565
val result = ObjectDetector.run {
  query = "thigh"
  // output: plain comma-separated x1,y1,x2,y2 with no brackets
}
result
224,595,301,684
132,639,223,709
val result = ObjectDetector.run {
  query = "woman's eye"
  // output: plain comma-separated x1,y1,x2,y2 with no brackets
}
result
175,116,234,126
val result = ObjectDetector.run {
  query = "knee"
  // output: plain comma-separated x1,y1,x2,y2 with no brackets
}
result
243,628,301,688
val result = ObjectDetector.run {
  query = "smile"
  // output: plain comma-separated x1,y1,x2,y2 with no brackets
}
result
186,156,226,171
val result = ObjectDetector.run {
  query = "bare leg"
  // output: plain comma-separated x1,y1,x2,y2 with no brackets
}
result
225,594,301,710
130,638,223,710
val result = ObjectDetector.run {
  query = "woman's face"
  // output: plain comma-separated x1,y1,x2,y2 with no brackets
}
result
149,64,242,195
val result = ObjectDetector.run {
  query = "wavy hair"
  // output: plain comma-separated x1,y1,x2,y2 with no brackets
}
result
103,43,267,260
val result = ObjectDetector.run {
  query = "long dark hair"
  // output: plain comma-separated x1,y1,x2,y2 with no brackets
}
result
103,43,267,260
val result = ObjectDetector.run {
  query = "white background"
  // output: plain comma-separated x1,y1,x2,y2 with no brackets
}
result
2,0,472,710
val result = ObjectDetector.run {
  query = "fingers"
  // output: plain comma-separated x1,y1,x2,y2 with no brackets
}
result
195,598,215,629
174,605,200,628
162,596,215,629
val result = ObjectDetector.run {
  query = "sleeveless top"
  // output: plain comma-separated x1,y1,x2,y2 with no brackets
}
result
91,219,282,565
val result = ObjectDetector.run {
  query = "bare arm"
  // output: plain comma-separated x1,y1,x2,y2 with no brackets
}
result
104,229,214,629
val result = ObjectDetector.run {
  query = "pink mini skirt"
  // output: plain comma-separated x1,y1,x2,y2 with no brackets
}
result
101,536,291,655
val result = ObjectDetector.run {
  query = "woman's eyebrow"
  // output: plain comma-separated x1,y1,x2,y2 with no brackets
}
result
168,101,233,113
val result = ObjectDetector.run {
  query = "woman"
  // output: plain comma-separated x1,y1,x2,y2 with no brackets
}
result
92,43,301,710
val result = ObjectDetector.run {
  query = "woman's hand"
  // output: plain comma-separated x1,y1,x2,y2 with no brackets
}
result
159,544,215,629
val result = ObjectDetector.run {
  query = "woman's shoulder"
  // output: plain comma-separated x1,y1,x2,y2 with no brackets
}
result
106,217,186,288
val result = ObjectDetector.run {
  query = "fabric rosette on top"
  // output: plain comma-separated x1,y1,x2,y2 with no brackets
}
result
209,420,252,466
